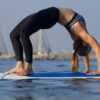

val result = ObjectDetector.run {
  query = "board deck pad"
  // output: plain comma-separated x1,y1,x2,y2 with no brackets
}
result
0,73,100,80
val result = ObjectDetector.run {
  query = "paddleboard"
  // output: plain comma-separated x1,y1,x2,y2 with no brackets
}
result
0,73,100,80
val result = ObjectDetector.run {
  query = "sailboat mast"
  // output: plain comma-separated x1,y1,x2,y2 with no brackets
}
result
38,29,42,55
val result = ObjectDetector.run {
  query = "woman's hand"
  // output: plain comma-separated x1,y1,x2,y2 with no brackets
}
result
87,72,100,75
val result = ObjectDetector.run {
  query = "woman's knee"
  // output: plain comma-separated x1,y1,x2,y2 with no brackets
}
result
10,31,19,42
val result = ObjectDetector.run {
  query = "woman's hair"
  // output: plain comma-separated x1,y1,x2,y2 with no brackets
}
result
70,51,79,73
73,39,88,56
70,39,88,73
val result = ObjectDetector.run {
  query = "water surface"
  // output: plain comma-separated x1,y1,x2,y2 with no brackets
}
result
0,59,100,100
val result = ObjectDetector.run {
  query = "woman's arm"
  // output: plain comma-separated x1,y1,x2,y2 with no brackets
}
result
79,34,100,75
81,56,90,73
70,21,100,75
76,31,100,75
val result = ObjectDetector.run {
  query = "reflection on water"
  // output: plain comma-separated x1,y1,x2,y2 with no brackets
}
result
0,59,100,100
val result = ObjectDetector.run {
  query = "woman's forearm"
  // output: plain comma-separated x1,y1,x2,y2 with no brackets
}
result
95,49,100,72
82,56,90,72
87,36,100,72
80,34,100,72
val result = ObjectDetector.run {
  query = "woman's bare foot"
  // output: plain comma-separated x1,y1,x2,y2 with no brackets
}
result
6,61,24,74
16,62,33,76
16,69,33,76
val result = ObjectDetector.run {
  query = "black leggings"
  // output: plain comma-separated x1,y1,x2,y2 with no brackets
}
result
10,7,60,63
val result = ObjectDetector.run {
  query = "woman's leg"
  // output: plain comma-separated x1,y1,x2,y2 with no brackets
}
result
6,28,24,74
17,35,34,75
10,33,23,62
6,13,41,75
16,7,60,75
6,7,60,75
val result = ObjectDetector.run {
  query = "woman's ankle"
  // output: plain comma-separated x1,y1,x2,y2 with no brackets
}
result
25,62,32,69
16,61,24,68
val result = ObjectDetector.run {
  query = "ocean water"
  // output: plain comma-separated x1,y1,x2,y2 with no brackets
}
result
0,58,100,100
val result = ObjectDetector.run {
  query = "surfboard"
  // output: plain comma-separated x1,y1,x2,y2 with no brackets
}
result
0,73,100,80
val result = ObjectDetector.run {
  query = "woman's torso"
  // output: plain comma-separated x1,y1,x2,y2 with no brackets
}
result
57,7,75,25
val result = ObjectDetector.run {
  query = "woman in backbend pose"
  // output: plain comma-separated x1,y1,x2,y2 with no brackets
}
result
6,7,100,75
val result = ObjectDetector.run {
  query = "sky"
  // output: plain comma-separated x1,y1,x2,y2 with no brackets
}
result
0,0,100,54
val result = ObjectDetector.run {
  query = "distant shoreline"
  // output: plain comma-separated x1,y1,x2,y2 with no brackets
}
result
0,53,96,60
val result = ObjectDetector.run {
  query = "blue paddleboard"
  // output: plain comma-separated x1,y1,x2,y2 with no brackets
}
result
0,73,100,80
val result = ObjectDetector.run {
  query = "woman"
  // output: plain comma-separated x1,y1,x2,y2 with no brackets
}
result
6,7,100,75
